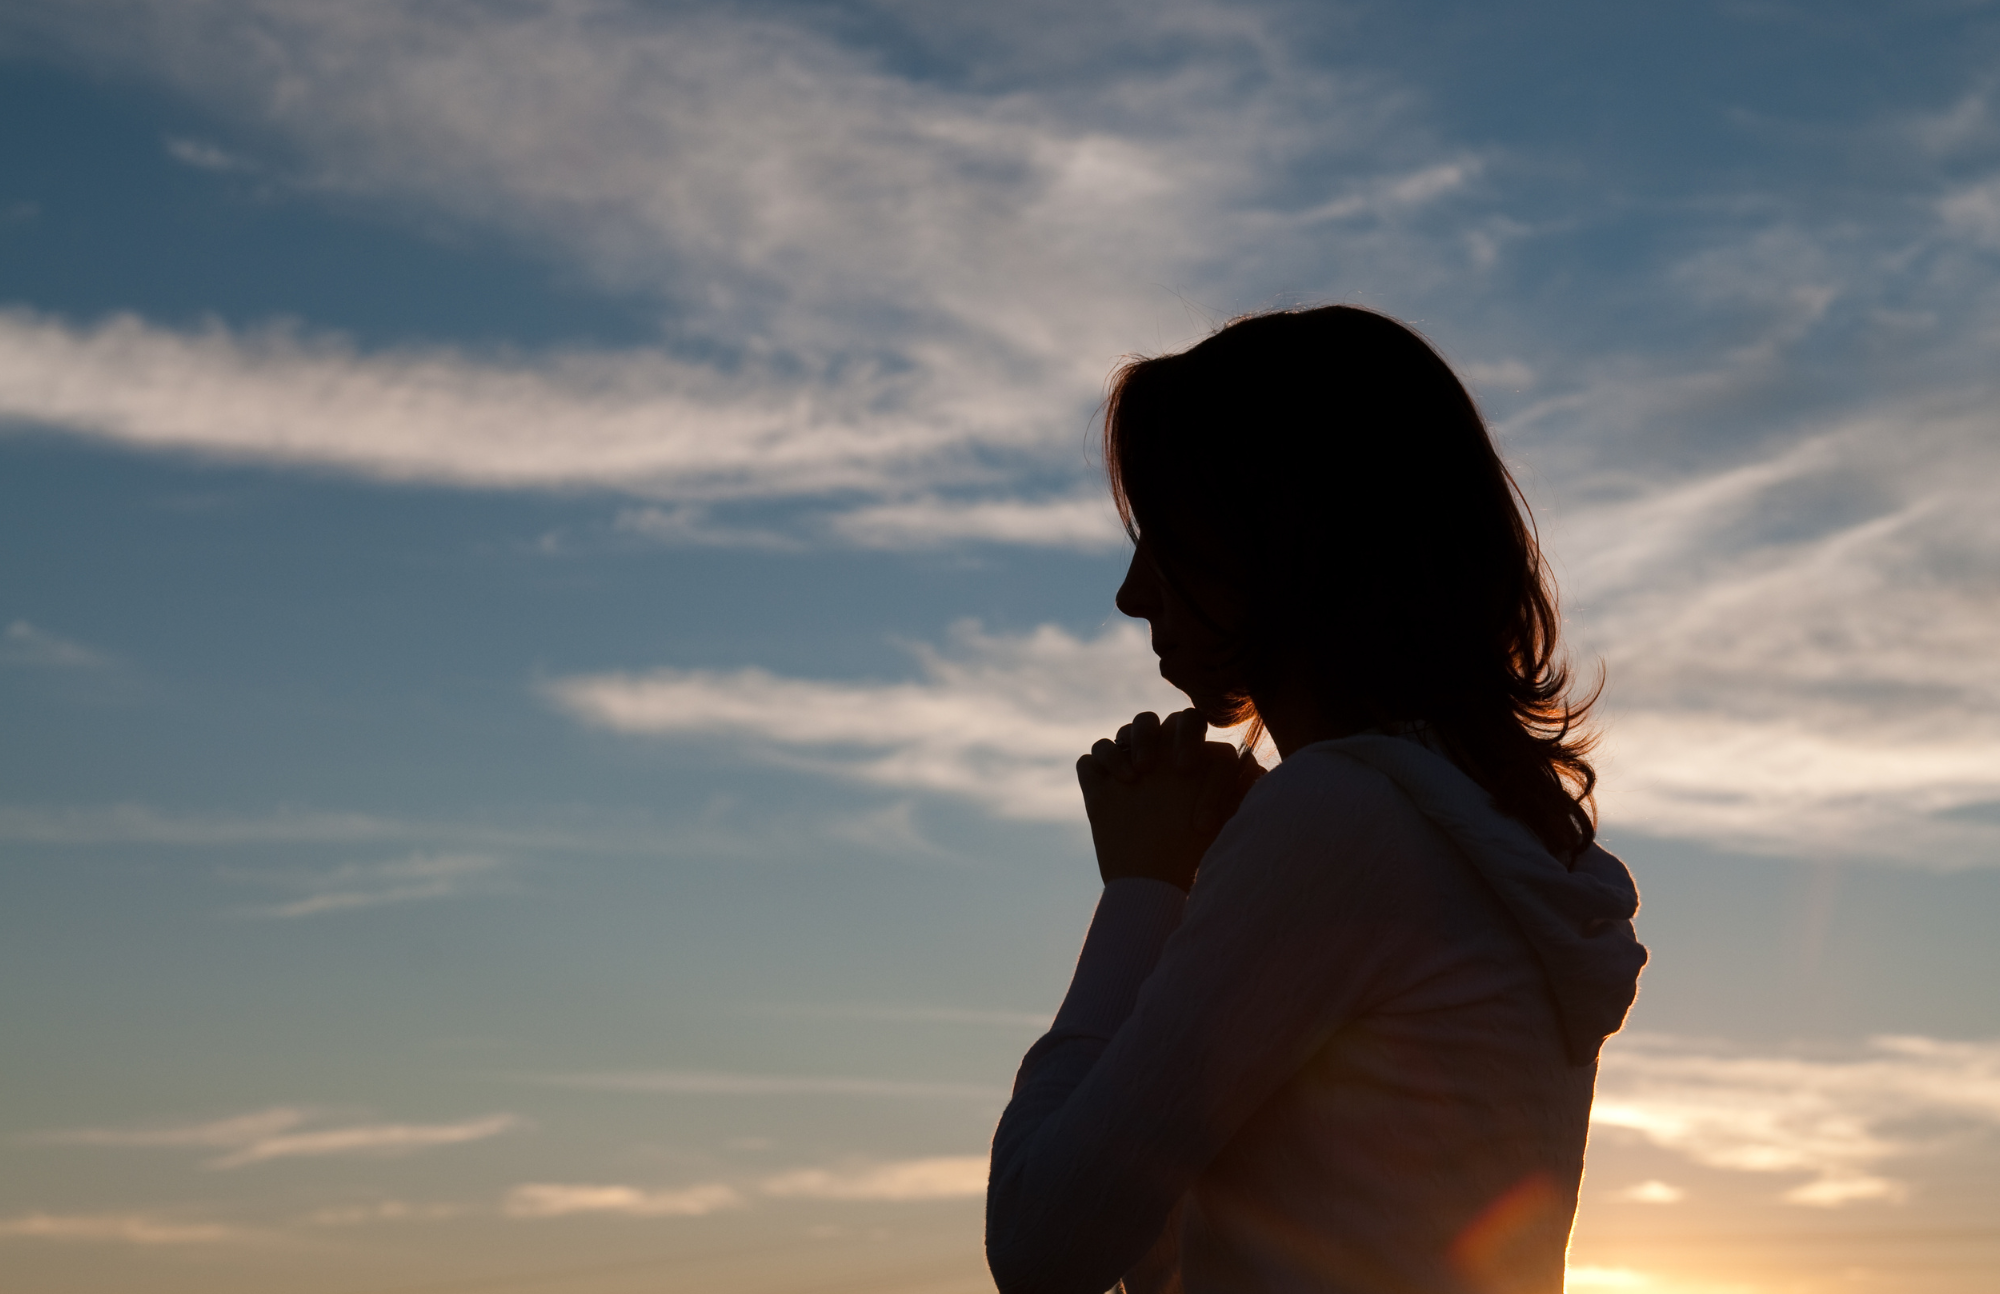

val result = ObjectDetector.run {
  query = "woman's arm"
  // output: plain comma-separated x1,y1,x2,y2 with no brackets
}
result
986,743,1421,1294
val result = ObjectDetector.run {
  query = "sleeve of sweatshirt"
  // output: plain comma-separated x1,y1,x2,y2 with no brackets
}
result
985,751,1425,1294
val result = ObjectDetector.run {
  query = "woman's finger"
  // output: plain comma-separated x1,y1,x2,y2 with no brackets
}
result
1126,710,1162,771
1090,737,1137,783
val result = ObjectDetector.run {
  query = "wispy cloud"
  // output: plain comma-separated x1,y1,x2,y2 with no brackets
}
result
232,852,501,918
164,135,252,172
762,1155,987,1202
0,619,112,668
1290,158,1482,225
502,1154,987,1223
504,1182,743,1219
303,1199,464,1226
0,0,1480,518
519,1071,1007,1103
205,1115,520,1169
609,505,802,552
0,310,1015,502
5,0,1997,871
828,494,1126,550
548,286,2000,862
1553,388,2000,865
0,1212,250,1245
545,620,1184,822
545,559,2000,864
0,802,730,855
1941,174,2000,248
0,803,433,846
1608,1180,1686,1205
1593,1034,2000,1206
40,1107,521,1169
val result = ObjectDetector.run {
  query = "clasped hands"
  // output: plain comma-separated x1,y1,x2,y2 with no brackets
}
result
1076,708,1265,891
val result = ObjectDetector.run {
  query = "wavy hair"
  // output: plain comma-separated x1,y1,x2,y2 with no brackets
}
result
1103,305,1600,861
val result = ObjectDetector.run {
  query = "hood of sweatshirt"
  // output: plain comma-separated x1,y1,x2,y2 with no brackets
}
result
1322,733,1648,1065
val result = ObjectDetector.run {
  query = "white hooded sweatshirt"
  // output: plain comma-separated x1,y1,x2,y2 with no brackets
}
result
987,734,1647,1294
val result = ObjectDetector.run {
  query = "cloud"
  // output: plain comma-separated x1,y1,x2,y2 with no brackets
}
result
0,1212,249,1245
42,1105,311,1150
609,506,802,552
545,538,2000,863
820,800,955,859
827,494,1126,550
1592,1034,2000,1206
1552,388,2000,865
303,1199,463,1226
0,0,1481,514
0,310,1020,502
6,0,1997,869
500,1155,986,1222
204,1114,520,1168
234,851,501,918
1609,1180,1685,1205
1941,174,2000,249
164,135,252,172
545,619,1187,822
1291,158,1481,224
0,619,111,668
519,1070,1007,1102
0,798,954,876
761,1155,988,1202
0,803,433,846
504,1183,743,1219
14,0,1463,335
41,1107,521,1169
0,801,734,855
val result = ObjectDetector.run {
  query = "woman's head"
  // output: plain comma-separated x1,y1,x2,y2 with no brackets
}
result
1103,305,1599,860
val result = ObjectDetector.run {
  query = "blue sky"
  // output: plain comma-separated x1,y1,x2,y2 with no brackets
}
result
4,2,2000,1291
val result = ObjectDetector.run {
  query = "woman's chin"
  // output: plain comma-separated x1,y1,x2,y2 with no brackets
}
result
1157,662,1243,728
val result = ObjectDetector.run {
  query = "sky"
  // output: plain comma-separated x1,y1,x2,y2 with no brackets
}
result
3,1,2000,1291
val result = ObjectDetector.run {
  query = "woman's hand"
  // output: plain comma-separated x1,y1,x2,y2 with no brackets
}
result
1076,708,1265,891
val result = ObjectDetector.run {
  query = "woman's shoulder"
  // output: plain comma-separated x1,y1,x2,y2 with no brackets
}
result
1226,741,1451,860
1240,740,1406,815
1190,741,1475,924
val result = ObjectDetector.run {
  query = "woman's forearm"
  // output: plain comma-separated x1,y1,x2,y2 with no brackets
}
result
987,878,1187,1294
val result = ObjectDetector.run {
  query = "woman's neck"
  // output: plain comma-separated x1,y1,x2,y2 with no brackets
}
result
1252,672,1366,759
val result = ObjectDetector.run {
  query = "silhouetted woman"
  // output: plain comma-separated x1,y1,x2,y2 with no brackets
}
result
986,306,1647,1294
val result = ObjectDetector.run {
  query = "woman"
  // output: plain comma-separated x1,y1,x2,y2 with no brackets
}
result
986,306,1647,1294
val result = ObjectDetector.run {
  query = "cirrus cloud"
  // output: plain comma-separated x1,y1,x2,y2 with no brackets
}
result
38,1106,521,1169
502,1153,988,1225
0,1212,251,1245
0,0,1488,521
1593,1034,2000,1207
761,1155,987,1202
544,619,1186,822
504,1182,743,1219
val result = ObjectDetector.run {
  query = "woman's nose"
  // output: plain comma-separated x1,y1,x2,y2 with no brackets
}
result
1115,548,1156,620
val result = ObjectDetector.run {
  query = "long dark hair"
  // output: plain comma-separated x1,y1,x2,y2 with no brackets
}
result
1103,305,1599,861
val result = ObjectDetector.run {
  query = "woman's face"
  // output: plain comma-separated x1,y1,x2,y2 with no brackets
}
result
1115,537,1250,725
